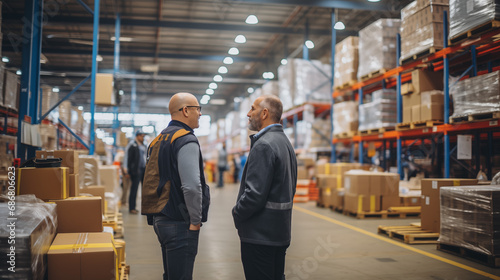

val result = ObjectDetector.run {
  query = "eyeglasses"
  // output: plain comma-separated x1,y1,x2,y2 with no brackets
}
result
178,106,202,112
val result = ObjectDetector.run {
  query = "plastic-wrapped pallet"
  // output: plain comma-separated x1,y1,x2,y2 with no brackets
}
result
439,186,500,256
305,117,332,149
334,36,358,88
58,100,72,125
3,71,19,111
41,85,59,119
79,155,101,188
0,195,57,279
278,63,295,110
359,89,398,131
208,122,218,142
333,101,358,136
261,81,280,96
293,59,331,106
358,19,401,79
400,0,449,62
449,0,500,41
451,70,500,117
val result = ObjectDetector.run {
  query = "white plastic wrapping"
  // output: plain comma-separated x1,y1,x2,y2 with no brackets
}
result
293,59,331,106
358,89,398,131
278,63,295,111
334,36,358,87
451,70,500,116
449,0,500,40
58,100,72,126
333,101,358,135
439,185,500,256
261,81,280,96
0,195,57,279
78,155,101,188
3,71,19,111
358,19,401,79
401,1,449,61
41,85,59,119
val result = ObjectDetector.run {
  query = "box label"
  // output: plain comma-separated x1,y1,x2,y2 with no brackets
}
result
432,181,437,189
426,196,430,205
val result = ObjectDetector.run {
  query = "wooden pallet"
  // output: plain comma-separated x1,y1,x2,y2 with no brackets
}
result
119,262,130,280
103,212,124,238
343,209,419,219
449,20,500,46
396,120,443,131
334,131,357,139
360,69,387,82
437,242,500,268
400,47,441,65
359,126,395,136
378,225,439,244
335,80,358,91
449,111,500,124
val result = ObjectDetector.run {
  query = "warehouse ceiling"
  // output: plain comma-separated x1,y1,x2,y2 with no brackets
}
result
2,0,412,119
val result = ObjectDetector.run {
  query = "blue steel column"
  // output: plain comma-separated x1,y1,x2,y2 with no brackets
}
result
112,13,121,148
396,33,403,178
131,78,137,130
17,0,43,162
358,88,363,164
443,10,450,178
330,9,337,163
89,0,100,155
303,20,309,61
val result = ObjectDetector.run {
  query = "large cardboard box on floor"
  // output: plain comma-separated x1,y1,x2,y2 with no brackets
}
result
69,174,79,197
36,150,79,175
316,174,337,207
17,167,70,201
344,193,381,213
344,171,400,211
330,188,345,210
81,185,106,214
50,197,103,233
316,163,364,189
47,232,116,280
420,178,478,233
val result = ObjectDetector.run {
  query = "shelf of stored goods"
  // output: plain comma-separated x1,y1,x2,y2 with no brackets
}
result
331,11,500,178
0,106,19,136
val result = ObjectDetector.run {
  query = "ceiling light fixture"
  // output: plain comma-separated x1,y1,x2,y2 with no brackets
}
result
247,87,254,93
96,55,103,62
78,106,84,111
213,75,223,82
223,57,234,64
262,72,275,79
235,35,246,44
367,0,381,2
206,89,214,95
110,36,133,42
2,57,9,63
228,47,239,55
16,70,22,75
53,87,60,93
209,82,218,89
218,66,228,74
334,21,346,30
281,58,288,65
245,15,258,24
305,40,315,49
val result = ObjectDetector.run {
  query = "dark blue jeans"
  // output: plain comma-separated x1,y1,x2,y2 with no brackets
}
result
153,216,200,280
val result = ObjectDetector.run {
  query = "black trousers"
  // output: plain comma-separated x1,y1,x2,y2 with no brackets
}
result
129,168,144,211
241,242,289,280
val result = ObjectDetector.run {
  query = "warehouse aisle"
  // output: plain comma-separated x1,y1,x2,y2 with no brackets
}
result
123,184,500,280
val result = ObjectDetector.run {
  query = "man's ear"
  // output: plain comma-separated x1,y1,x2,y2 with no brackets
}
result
261,108,269,120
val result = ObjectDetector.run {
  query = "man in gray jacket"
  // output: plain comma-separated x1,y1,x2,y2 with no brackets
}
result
232,95,297,280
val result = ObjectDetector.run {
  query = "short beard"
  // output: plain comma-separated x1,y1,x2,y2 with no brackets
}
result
248,117,260,131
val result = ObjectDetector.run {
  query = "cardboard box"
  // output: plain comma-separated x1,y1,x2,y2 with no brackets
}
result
381,195,401,210
401,83,414,95
99,165,119,192
36,150,80,175
81,186,106,214
330,188,345,210
412,69,443,94
401,195,422,206
297,167,308,179
420,178,478,233
344,193,381,213
420,102,443,121
403,106,412,123
344,173,370,195
318,187,333,207
370,173,400,196
114,239,126,265
95,73,116,106
47,232,116,280
17,167,70,201
298,157,315,168
50,197,103,233
69,174,79,197
411,105,421,122
316,174,338,189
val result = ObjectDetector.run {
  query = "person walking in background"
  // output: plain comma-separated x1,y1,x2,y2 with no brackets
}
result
120,143,132,207
127,130,147,214
239,152,247,181
232,154,241,184
217,142,228,187
232,95,297,280
142,92,210,280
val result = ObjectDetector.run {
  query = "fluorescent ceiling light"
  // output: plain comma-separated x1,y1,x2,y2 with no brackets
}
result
209,82,218,89
78,106,84,110
206,89,214,95
119,90,124,96
96,55,103,62
218,66,228,74
110,36,133,42
140,64,160,72
305,40,315,49
223,57,234,64
281,59,288,65
2,57,9,63
367,0,380,2
16,70,22,75
210,99,227,105
213,75,223,82
245,15,258,24
263,72,275,79
200,99,209,105
334,21,345,30
228,47,239,55
247,87,254,93
40,54,48,64
52,87,60,93
235,35,246,44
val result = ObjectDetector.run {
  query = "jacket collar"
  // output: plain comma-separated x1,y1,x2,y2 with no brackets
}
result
164,120,194,133
250,124,282,147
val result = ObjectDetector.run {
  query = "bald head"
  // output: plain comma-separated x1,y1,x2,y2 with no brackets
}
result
169,92,198,115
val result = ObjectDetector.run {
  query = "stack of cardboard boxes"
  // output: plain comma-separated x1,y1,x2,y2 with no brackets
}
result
400,0,449,62
0,135,16,178
344,171,400,213
402,69,444,123
332,101,358,137
334,36,359,88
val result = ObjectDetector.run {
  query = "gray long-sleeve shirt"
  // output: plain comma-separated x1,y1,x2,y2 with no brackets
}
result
178,142,203,225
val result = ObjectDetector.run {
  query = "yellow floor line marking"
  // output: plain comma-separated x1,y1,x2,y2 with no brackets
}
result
294,205,500,280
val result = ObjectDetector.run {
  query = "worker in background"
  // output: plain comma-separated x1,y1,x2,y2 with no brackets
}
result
232,95,297,280
127,130,147,214
217,142,228,187
232,153,241,184
142,92,210,280
120,142,132,207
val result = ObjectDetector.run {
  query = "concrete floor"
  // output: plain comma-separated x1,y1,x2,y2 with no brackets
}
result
123,183,500,280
